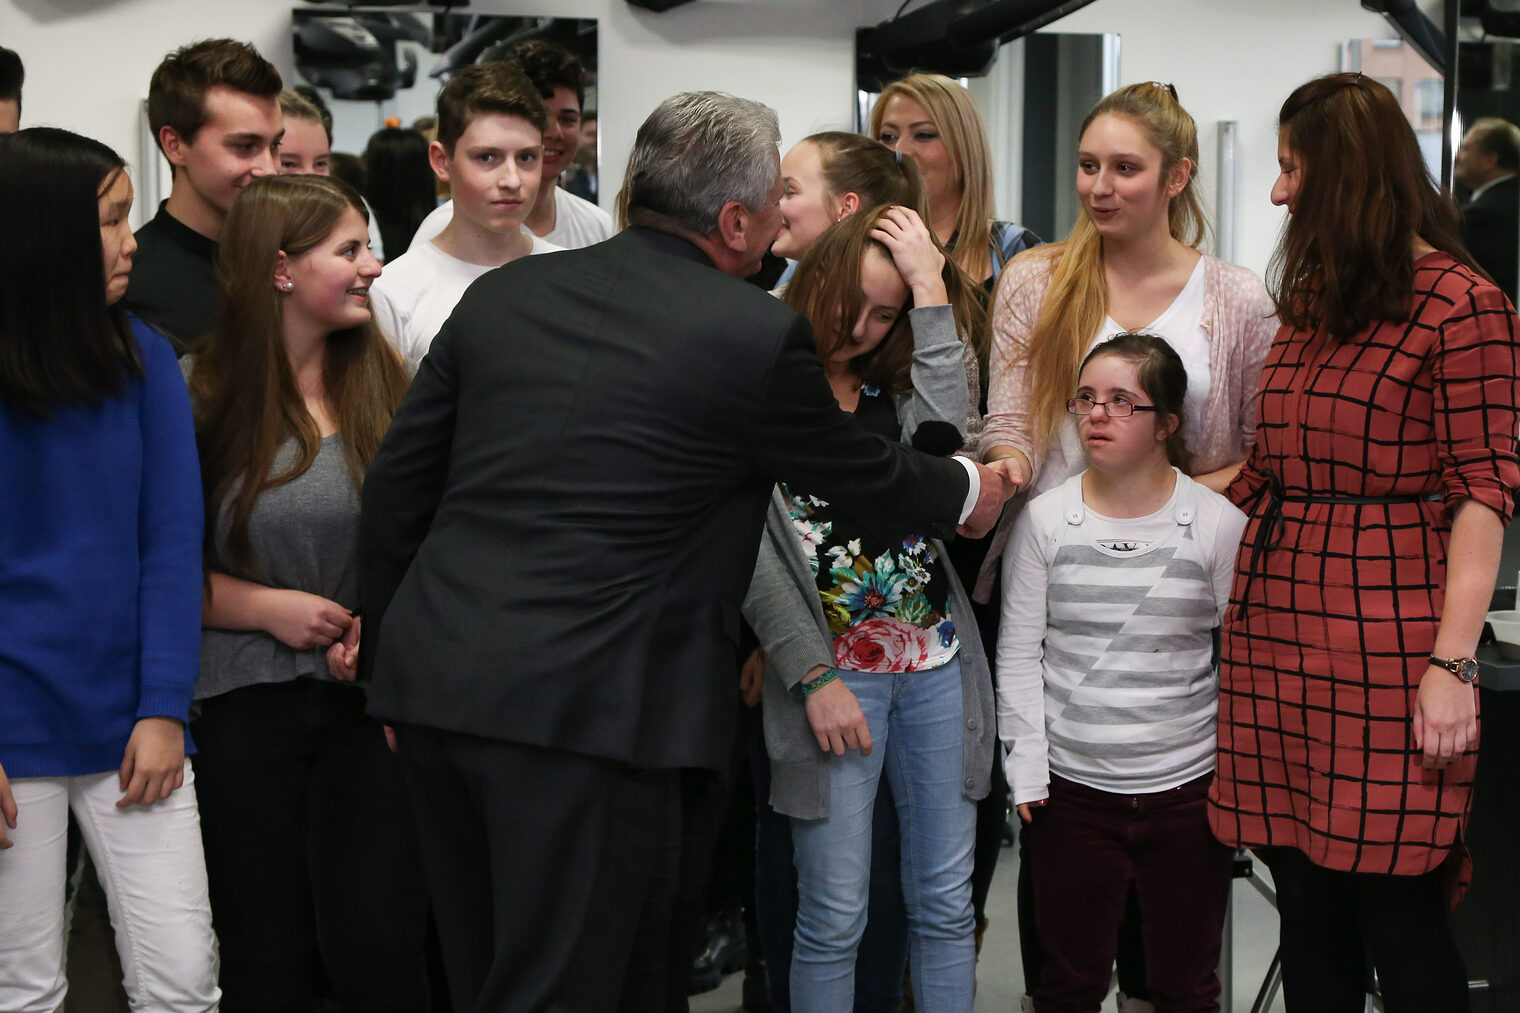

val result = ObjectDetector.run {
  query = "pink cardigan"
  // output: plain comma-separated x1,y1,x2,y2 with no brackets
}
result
973,249,1278,596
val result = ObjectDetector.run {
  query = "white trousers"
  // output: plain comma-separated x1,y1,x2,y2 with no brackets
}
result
0,761,220,1012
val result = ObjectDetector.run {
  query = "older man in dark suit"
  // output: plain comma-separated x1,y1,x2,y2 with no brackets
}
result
358,91,1016,1012
1454,116,1520,303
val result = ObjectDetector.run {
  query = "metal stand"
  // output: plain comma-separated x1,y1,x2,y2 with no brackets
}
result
1220,850,1283,1013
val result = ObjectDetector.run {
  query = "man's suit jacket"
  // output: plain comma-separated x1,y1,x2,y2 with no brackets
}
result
1462,175,1519,303
359,227,969,771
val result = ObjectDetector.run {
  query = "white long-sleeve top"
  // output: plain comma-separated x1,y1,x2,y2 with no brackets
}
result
995,470,1247,805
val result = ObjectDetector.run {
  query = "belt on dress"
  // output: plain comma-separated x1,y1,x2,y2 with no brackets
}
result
1236,474,1441,609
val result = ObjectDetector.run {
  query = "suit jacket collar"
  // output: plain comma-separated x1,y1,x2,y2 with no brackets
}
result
614,226,719,270
1469,173,1518,204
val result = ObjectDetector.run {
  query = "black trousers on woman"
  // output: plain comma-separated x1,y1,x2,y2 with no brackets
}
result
1255,845,1468,1013
192,678,432,1013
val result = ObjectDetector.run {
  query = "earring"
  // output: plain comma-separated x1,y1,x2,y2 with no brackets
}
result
281,282,293,291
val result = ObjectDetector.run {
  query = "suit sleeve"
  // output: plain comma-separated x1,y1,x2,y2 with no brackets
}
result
357,317,460,679
749,314,967,540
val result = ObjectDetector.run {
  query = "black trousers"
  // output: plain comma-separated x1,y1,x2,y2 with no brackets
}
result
192,678,431,1013
1255,846,1468,1013
394,724,682,1013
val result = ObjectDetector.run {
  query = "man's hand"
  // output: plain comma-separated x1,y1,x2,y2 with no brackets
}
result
118,717,186,809
739,647,766,708
803,672,872,756
959,459,1022,538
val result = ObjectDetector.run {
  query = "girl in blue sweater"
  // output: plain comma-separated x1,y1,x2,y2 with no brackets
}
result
0,129,218,1009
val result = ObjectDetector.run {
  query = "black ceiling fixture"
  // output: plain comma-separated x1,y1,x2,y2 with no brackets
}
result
1362,0,1446,70
625,0,702,10
857,0,1098,93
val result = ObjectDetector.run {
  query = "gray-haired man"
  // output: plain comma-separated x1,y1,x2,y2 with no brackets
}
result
358,91,1015,1011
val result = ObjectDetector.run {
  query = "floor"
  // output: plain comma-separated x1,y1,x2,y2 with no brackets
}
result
690,841,1290,1013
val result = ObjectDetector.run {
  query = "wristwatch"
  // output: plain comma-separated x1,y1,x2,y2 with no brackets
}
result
1429,655,1480,684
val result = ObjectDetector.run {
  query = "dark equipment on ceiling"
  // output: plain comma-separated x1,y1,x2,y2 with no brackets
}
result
857,0,1099,92
1361,0,1447,71
624,0,702,10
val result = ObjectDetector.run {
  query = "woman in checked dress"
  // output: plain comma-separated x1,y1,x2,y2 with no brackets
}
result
1212,73,1520,1011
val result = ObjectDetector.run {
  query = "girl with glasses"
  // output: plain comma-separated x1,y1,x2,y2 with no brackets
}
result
996,333,1246,1012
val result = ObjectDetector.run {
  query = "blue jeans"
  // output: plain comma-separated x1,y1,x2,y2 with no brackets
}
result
790,657,977,1013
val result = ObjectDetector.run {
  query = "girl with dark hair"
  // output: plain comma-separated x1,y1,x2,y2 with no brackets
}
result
183,173,429,1010
0,127,219,1010
364,126,436,262
997,333,1246,1011
744,205,994,1012
1212,73,1519,1010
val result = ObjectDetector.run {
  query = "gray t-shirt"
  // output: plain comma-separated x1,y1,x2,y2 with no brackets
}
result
183,361,361,701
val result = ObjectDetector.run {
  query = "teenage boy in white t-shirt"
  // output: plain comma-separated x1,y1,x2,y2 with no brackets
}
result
408,39,614,252
371,62,559,372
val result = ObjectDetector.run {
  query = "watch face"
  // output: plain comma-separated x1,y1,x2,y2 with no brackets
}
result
1459,658,1480,683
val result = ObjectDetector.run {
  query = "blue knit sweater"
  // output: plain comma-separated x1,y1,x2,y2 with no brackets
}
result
0,316,204,778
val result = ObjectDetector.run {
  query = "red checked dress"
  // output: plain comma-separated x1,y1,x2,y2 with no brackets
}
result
1209,253,1520,877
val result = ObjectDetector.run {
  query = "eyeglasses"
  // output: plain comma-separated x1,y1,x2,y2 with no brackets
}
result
1066,395,1159,419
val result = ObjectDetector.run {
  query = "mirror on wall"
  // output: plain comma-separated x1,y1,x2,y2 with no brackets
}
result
1442,0,1520,300
290,9,597,163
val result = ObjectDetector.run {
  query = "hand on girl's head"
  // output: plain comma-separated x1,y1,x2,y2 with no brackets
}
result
870,206,946,303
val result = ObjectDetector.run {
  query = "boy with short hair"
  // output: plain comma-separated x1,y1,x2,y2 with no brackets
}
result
0,46,23,134
370,61,555,372
409,39,613,252
124,38,283,350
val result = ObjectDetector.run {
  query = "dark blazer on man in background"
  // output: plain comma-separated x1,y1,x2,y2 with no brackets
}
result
1462,174,1519,304
358,226,969,773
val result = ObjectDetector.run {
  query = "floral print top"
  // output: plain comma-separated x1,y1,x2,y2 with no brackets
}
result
783,386,960,674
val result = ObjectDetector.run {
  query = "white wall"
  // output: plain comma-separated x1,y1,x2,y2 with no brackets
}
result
5,0,1407,264
1050,0,1402,276
3,0,897,227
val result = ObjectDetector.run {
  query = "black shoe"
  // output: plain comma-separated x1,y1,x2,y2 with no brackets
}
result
687,910,748,996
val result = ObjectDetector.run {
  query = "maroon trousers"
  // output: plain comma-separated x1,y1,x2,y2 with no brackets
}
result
1026,772,1233,1013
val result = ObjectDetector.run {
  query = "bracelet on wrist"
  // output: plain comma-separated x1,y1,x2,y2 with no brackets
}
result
792,667,839,700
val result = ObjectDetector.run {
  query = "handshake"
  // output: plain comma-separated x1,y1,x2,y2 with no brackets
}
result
958,454,1029,539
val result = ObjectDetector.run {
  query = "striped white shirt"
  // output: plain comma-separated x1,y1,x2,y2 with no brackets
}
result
996,471,1247,804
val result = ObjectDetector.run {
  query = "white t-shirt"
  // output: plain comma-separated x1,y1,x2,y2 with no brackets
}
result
1033,256,1211,498
370,234,561,372
408,186,615,253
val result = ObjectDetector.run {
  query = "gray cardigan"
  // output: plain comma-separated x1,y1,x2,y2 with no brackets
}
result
741,304,997,819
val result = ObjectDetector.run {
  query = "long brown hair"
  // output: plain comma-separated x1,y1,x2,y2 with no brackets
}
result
1016,82,1207,444
189,174,408,571
869,74,997,281
1270,73,1475,342
784,204,982,394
